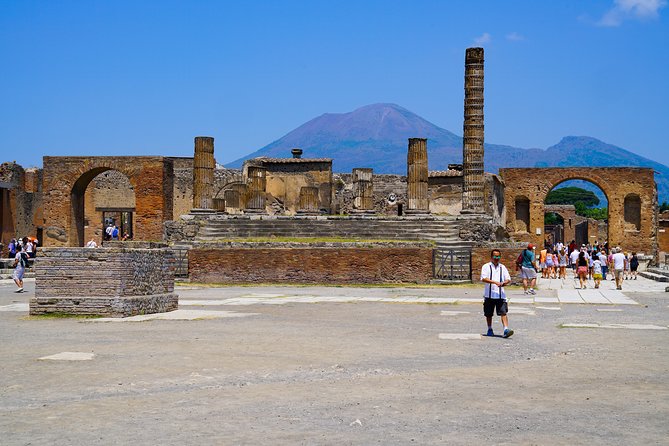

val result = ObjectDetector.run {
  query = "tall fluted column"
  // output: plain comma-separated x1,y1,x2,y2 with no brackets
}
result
462,47,485,213
352,168,374,212
298,186,320,214
406,138,429,213
245,166,267,213
192,136,215,210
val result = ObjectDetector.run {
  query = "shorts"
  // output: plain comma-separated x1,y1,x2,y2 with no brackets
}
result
484,298,508,317
615,269,624,279
521,267,537,279
577,266,588,275
631,266,638,272
593,273,603,280
13,266,24,281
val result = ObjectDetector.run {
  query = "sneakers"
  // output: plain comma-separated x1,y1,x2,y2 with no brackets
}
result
15,288,23,293
528,289,536,295
524,290,530,295
486,328,494,337
503,328,514,338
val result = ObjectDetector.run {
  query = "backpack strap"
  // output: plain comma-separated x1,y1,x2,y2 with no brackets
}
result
488,264,493,299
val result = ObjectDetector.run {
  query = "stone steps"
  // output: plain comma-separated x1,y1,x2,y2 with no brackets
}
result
639,267,669,282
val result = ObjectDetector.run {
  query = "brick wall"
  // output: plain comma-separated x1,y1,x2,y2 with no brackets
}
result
189,246,433,284
35,247,175,297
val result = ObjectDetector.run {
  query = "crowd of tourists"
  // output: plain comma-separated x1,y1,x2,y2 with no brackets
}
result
4,236,38,294
515,239,639,292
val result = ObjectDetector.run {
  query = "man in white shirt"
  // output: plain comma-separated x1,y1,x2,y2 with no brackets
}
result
569,248,580,276
612,247,627,290
481,249,513,338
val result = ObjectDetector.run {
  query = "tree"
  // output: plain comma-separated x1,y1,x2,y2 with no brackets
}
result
545,187,600,207
660,201,669,213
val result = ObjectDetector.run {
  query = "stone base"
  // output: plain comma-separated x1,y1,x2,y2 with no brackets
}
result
403,209,431,217
29,293,179,318
190,208,217,215
350,209,376,215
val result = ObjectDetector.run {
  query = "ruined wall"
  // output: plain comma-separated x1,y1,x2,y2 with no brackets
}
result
428,174,463,215
334,173,407,215
41,157,174,247
658,211,669,256
0,162,41,247
83,170,136,245
500,167,657,254
189,245,433,284
471,242,527,284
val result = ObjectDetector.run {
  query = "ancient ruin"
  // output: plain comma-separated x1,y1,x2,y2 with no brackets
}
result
0,46,662,292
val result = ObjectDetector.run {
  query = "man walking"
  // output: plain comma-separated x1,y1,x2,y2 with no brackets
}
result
612,247,626,290
481,249,513,338
12,242,28,293
518,243,538,295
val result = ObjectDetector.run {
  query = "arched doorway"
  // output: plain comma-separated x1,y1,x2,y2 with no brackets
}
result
71,168,136,246
500,167,656,254
544,180,608,248
42,157,174,247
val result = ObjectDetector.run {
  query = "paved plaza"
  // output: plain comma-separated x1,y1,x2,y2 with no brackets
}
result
1,277,668,445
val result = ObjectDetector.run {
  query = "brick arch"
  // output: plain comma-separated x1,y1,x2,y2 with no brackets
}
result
500,167,657,254
41,157,173,246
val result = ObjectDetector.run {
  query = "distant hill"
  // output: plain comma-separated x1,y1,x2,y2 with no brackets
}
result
227,103,668,202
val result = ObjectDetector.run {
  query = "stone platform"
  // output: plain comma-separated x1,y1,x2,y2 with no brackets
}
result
30,246,178,317
30,293,178,317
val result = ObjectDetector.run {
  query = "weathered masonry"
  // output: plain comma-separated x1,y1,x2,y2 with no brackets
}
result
501,167,657,253
41,157,174,246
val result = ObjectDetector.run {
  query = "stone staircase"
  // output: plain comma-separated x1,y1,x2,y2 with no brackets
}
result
196,215,462,243
638,267,669,282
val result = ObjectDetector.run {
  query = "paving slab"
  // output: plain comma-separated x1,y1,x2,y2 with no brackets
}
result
557,289,584,303
438,333,482,340
536,306,562,311
579,290,611,304
88,309,260,322
562,323,667,330
38,352,95,361
0,303,29,312
440,310,470,316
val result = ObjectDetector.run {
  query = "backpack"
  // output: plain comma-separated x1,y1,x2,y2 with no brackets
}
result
19,252,28,268
112,228,119,238
516,250,527,267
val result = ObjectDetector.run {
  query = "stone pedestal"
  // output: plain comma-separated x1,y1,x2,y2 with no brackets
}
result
407,138,430,214
30,247,178,317
462,48,485,214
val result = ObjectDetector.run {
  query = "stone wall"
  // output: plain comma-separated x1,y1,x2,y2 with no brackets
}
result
30,247,178,316
189,244,434,284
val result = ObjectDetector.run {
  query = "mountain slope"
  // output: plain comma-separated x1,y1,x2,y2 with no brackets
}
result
227,104,668,201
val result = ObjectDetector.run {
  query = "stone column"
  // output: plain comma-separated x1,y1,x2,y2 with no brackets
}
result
192,136,215,210
245,166,266,213
406,138,429,214
462,47,485,214
298,186,320,214
352,168,374,213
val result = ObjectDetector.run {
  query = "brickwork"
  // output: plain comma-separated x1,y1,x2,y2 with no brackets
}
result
500,167,657,254
189,245,433,284
30,247,178,317
41,157,174,246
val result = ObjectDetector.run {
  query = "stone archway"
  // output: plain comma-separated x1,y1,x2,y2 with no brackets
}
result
500,167,657,254
41,157,173,246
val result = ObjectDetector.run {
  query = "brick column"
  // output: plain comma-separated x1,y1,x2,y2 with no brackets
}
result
192,136,215,210
406,138,429,214
462,47,485,214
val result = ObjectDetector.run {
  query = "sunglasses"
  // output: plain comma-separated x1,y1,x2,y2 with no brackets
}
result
492,256,501,259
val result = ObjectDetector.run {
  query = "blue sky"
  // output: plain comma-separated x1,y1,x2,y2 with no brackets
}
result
1,0,667,168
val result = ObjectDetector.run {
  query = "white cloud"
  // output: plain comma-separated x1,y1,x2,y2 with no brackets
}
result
506,32,524,41
473,32,491,45
598,0,667,26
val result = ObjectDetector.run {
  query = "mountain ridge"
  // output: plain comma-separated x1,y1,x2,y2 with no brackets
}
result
227,103,668,201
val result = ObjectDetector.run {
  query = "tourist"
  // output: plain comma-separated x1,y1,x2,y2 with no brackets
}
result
481,249,513,338
592,253,603,289
12,242,29,293
23,237,33,260
539,246,548,278
598,249,608,280
569,247,580,277
112,225,119,240
27,237,37,259
8,238,17,259
576,251,589,289
105,224,114,241
612,247,626,290
558,248,568,279
85,238,98,248
568,239,576,256
624,252,632,280
518,243,538,295
630,252,639,280
122,232,132,241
